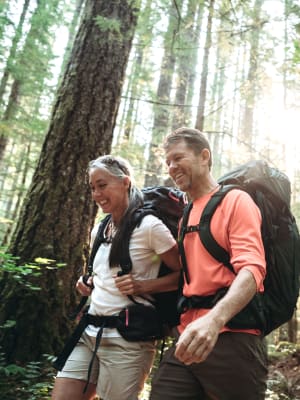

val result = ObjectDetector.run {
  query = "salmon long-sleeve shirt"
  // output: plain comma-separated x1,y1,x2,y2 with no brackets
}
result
179,188,266,335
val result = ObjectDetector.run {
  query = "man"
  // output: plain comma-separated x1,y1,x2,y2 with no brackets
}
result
150,127,268,400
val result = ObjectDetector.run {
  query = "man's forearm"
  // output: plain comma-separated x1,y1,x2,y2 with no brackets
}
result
208,268,257,329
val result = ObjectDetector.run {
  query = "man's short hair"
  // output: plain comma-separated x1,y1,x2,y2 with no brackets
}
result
163,127,212,169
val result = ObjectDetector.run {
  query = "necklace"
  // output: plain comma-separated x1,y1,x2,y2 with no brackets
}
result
105,219,117,243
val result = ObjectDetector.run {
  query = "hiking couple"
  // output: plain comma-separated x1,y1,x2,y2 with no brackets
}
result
52,127,268,400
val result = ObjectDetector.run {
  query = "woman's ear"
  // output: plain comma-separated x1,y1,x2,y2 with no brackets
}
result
123,176,131,190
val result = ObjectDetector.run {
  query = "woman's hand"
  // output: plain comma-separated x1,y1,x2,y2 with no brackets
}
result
76,275,94,296
114,273,144,296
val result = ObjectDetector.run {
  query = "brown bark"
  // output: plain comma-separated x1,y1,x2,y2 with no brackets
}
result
195,0,215,132
0,0,139,363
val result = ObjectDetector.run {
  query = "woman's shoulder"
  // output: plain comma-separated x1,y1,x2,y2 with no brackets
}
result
136,214,174,239
138,213,165,227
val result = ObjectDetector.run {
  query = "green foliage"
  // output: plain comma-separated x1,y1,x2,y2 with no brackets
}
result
293,38,300,65
0,247,42,290
94,15,121,36
268,341,299,362
291,202,300,227
0,351,55,400
0,247,65,292
113,139,148,187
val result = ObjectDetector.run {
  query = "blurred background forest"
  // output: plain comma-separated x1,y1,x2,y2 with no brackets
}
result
0,0,299,399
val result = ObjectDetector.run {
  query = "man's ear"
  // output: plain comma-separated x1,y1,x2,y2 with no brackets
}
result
201,148,211,165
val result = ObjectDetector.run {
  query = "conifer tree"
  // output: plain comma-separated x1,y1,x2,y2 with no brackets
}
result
0,0,139,363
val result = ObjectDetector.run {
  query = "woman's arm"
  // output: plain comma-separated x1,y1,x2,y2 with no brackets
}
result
114,244,181,296
114,269,180,296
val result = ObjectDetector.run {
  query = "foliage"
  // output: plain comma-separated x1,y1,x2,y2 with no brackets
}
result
0,247,65,293
267,344,300,400
0,247,42,291
268,341,299,362
94,15,121,35
0,351,55,400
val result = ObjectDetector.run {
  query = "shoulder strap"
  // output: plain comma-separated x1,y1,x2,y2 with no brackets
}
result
87,214,111,276
178,203,193,284
69,214,111,320
199,185,238,273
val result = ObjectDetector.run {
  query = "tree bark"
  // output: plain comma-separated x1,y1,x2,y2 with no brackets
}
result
144,0,183,187
0,0,139,363
195,0,215,132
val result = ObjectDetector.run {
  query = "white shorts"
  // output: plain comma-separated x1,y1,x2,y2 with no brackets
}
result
57,331,156,400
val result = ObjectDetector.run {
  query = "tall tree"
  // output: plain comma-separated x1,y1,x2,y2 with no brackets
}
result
0,0,139,363
0,0,62,161
171,0,204,130
144,0,183,186
239,0,264,146
0,0,30,109
120,0,153,140
195,0,215,131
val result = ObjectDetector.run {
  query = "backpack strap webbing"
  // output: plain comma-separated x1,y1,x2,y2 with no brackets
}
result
199,185,238,273
178,202,193,284
68,215,111,320
87,214,111,275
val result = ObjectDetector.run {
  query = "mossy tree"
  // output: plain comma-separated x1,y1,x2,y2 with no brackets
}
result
0,0,140,363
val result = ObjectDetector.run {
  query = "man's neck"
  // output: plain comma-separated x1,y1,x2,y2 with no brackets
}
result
188,178,219,201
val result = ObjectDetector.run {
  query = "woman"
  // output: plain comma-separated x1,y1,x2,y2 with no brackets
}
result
51,155,181,400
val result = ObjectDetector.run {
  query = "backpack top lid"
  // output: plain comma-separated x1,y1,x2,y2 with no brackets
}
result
218,160,291,208
142,186,187,218
133,186,187,239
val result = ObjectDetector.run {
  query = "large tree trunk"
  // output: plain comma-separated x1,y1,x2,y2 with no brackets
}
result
0,0,139,363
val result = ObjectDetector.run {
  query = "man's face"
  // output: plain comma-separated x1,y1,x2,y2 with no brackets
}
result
165,140,206,193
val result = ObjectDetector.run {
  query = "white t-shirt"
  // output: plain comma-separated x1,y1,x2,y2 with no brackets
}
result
86,214,176,338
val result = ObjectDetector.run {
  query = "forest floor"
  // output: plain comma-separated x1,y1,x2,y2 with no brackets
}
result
140,347,300,400
267,348,300,399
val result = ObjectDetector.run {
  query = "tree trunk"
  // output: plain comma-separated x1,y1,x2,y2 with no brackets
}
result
171,0,203,130
0,0,62,162
0,0,30,110
0,0,139,363
144,0,183,187
239,0,263,146
195,0,215,132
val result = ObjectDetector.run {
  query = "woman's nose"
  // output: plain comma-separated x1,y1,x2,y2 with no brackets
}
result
168,160,177,173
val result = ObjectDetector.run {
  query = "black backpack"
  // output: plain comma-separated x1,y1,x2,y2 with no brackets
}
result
89,185,187,330
179,160,300,336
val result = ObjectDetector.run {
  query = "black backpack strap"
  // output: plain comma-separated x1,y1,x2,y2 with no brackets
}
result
69,215,111,320
199,185,238,273
178,202,193,284
87,214,111,275
179,186,238,278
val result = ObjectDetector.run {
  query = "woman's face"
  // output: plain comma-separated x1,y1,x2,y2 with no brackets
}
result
89,167,130,219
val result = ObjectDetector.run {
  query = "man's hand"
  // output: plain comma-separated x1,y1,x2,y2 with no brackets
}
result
175,313,221,365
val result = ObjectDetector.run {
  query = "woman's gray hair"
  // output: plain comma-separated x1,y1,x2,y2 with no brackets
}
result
88,155,135,183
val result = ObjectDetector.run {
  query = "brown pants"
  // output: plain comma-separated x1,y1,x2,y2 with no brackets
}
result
150,332,268,400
